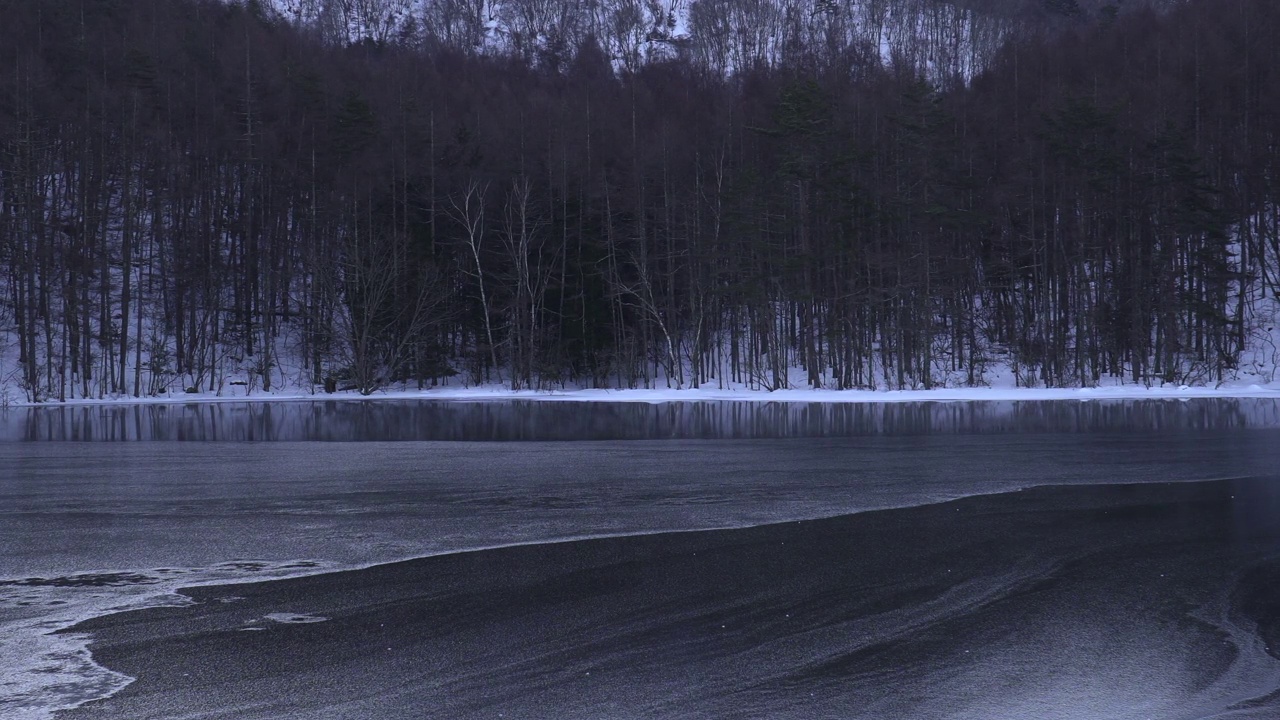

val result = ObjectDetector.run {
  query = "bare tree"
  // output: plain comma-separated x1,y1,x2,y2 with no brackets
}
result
331,227,445,394
500,175,557,388
422,0,491,51
449,179,501,382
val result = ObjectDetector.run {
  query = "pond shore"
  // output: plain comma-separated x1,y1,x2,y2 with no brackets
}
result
9,380,1280,408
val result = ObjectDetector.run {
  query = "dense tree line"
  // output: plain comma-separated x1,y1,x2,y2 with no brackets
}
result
1,0,1278,400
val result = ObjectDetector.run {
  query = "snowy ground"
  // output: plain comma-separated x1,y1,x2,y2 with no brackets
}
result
6,379,1280,408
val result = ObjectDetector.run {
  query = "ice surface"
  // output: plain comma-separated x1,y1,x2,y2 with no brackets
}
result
0,561,340,720
4,405,1280,718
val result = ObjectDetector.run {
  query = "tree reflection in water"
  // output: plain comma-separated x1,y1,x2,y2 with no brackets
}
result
4,398,1280,442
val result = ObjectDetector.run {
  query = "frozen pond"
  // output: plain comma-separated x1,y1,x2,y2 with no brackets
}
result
3,399,1280,719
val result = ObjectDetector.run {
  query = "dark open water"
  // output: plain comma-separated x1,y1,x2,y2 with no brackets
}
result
2,398,1280,719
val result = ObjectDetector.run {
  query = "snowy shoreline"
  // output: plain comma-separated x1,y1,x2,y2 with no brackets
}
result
8,381,1280,408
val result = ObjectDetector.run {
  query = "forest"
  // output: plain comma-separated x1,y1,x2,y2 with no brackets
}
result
1,0,1279,401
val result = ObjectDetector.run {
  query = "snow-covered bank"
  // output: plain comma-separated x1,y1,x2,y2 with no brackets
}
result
8,380,1280,408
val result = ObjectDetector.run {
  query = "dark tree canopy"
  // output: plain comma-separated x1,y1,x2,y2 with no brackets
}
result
1,0,1279,400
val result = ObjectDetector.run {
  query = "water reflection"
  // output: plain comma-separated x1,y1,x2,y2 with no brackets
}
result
3,398,1280,441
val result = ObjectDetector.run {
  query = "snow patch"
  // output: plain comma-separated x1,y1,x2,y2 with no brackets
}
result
0,561,337,720
9,379,1279,408
263,612,329,624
